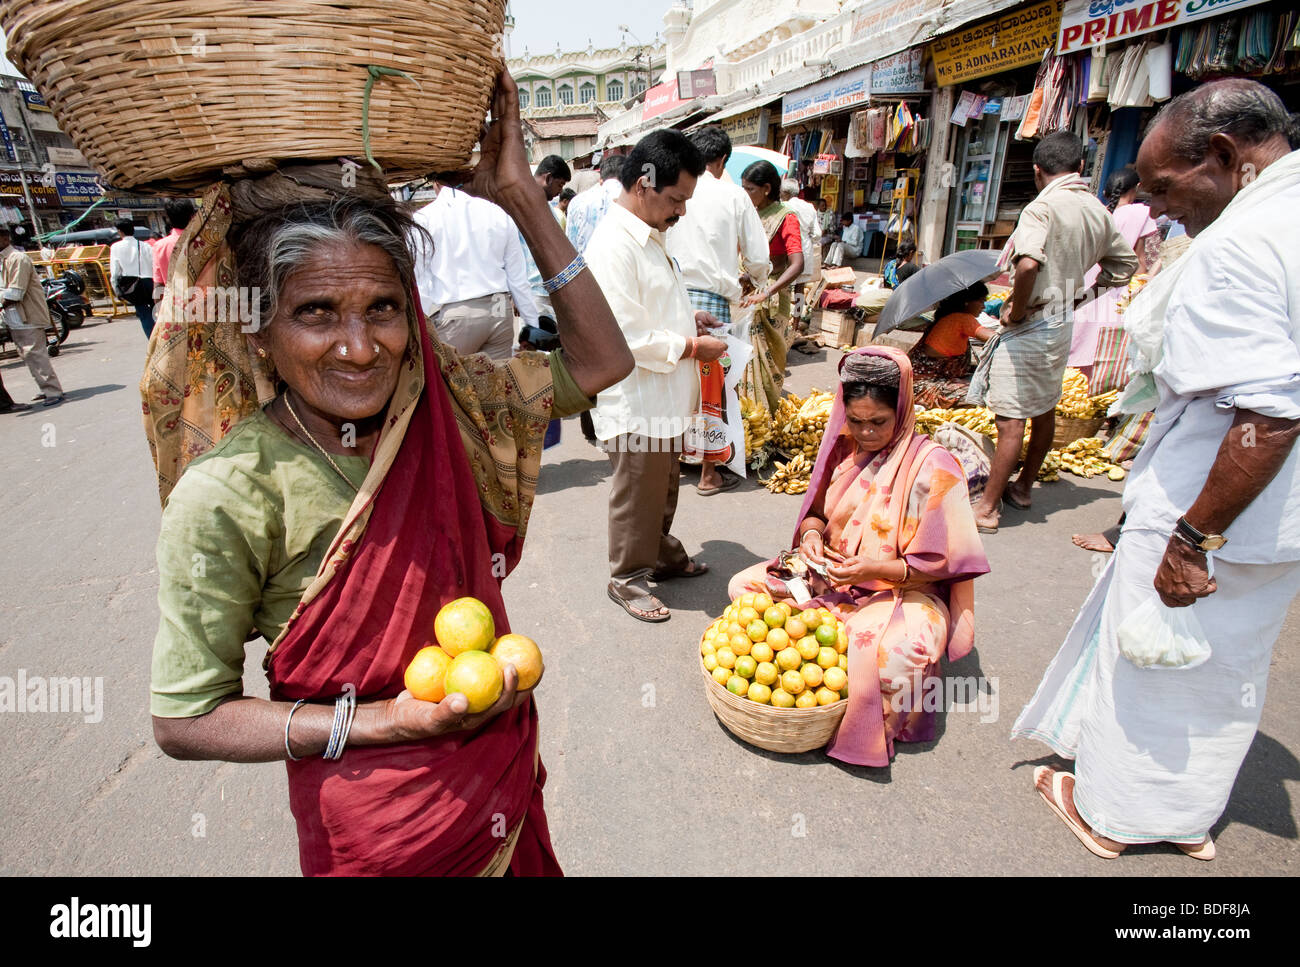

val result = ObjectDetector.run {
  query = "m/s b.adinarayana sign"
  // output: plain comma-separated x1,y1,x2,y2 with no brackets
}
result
1057,0,1272,53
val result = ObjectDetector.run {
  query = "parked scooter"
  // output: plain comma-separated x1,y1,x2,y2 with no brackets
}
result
43,269,89,331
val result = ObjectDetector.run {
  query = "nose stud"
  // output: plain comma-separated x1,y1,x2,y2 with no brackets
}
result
338,344,348,358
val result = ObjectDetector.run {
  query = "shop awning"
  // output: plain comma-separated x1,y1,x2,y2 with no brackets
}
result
685,89,780,131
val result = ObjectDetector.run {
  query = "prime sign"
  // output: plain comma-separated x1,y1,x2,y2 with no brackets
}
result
1057,0,1272,53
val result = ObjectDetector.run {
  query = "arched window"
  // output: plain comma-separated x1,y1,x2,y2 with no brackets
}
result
630,78,646,97
536,86,552,107
519,88,530,109
558,83,574,106
606,78,624,101
579,81,596,104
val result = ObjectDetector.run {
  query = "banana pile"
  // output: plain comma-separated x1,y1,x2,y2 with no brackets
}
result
914,406,996,437
1056,437,1127,480
739,395,771,457
765,452,812,495
1058,368,1118,419
773,390,834,462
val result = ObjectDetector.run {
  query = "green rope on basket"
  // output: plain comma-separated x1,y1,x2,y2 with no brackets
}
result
361,65,420,174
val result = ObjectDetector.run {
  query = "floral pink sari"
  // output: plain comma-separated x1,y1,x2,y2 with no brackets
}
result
730,346,990,765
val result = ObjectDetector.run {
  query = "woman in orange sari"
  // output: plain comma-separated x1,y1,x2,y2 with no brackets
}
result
728,347,990,764
144,73,634,874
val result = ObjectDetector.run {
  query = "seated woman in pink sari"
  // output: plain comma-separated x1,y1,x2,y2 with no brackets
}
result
728,347,990,764
144,73,634,875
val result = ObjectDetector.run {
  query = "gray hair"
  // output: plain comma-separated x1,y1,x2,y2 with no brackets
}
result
780,178,800,199
1147,78,1289,162
233,195,426,330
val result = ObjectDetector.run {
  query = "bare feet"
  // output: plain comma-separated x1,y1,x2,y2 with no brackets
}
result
1071,533,1115,553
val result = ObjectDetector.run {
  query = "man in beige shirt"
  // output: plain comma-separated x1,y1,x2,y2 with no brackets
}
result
1,228,64,406
586,129,728,622
969,132,1136,532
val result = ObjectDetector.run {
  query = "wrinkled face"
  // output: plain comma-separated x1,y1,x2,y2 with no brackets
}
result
844,394,897,454
639,172,696,231
741,178,771,210
1136,123,1239,238
255,240,410,422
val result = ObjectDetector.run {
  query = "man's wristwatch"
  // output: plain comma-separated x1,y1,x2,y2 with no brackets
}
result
1173,516,1227,553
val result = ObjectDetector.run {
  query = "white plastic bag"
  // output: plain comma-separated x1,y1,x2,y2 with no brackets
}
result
1116,597,1212,670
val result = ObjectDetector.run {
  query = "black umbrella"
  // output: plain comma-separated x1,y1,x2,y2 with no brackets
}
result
874,250,1002,337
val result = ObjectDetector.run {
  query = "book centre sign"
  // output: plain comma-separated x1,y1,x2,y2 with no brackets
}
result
1057,0,1272,52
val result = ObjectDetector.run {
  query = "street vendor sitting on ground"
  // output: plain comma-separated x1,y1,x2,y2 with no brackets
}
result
144,71,634,876
908,282,995,410
727,347,989,766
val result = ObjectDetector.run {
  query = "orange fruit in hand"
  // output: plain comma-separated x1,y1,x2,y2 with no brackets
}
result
490,634,544,690
434,597,496,657
442,650,504,713
404,645,452,703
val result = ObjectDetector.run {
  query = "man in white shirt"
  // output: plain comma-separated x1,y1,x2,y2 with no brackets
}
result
667,126,770,494
109,218,156,337
780,179,818,285
565,154,625,255
1014,80,1300,863
825,214,865,267
517,155,571,320
413,182,540,359
586,129,728,622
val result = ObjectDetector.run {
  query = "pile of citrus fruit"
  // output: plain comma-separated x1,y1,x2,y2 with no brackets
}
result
404,597,544,713
701,591,849,709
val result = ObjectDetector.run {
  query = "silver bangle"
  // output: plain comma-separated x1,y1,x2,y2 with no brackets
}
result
323,691,357,761
284,699,307,762
542,253,587,294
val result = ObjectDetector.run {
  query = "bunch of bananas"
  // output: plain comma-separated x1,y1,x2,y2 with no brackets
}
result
1057,368,1118,419
1038,450,1062,482
739,395,771,457
914,406,998,437
1055,437,1126,479
765,452,812,494
773,389,834,461
1116,273,1150,316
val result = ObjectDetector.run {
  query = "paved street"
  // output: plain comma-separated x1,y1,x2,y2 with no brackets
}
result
2,313,1297,876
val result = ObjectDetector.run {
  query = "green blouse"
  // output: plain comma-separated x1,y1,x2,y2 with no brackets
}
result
150,351,591,719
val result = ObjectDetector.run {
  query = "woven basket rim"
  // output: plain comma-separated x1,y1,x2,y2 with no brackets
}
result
699,630,846,722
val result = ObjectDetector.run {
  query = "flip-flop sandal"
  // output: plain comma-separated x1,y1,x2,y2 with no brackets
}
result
653,559,710,581
607,583,671,622
1005,491,1032,510
977,522,999,534
698,474,741,496
1034,766,1125,859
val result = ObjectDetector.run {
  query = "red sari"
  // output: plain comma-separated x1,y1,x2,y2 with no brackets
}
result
264,308,561,876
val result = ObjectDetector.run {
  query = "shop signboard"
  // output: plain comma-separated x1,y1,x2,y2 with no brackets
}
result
0,171,59,208
21,89,51,112
642,80,686,121
53,171,103,206
930,0,1064,86
677,69,717,99
781,66,872,126
0,114,15,163
1057,0,1271,53
718,108,769,147
850,0,946,44
44,146,87,166
871,48,926,95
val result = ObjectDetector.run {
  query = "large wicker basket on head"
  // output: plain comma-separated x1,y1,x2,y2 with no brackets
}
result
1052,415,1106,450
0,0,505,192
700,634,847,754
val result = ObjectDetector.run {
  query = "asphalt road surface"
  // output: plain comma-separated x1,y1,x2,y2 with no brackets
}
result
2,314,1297,876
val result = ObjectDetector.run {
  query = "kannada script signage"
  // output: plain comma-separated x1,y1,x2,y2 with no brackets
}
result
1056,0,1271,52
871,48,926,94
930,0,1064,86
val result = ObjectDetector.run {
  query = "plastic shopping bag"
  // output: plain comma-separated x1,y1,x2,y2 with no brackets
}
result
1116,596,1212,670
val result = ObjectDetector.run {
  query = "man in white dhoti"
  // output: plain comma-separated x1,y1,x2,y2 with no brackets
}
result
1013,79,1300,862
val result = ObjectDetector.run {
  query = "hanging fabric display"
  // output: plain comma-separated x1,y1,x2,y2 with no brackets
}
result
1087,46,1109,101
846,110,871,158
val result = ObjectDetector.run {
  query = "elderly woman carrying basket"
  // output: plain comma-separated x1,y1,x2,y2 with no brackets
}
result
727,347,990,764
144,73,633,875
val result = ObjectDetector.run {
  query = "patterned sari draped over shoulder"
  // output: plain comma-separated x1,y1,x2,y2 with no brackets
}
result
739,201,796,417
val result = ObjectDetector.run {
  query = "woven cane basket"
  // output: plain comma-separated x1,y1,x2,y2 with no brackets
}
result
0,0,505,191
700,634,847,754
1052,415,1105,450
